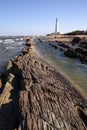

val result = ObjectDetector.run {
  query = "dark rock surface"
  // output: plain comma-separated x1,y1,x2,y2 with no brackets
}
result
49,43,58,49
79,38,87,48
26,38,33,47
38,38,43,43
58,43,70,49
75,48,87,63
49,36,87,63
64,49,78,58
0,42,87,130
71,37,81,45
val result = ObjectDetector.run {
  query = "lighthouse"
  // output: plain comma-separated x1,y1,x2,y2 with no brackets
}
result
55,18,59,34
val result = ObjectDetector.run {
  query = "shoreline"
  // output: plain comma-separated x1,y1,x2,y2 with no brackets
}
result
1,40,87,100
1,38,87,101
35,43,87,100
35,37,87,99
0,38,87,129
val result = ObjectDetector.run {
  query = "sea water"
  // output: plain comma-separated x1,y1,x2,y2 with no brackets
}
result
0,36,25,72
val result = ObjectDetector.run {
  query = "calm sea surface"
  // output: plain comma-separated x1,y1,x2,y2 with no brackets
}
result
35,38,87,98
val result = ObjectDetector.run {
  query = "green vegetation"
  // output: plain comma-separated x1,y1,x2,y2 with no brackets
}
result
65,30,87,35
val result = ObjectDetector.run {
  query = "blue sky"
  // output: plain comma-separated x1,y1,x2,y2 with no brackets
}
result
0,0,87,35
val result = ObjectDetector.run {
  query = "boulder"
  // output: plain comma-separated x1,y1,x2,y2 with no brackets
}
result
80,56,87,63
79,38,87,48
60,48,64,51
26,38,33,47
75,48,87,63
58,43,70,49
71,37,81,44
64,49,78,58
38,38,43,42
75,48,87,55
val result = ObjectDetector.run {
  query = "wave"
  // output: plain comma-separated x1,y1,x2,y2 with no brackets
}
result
3,39,14,43
16,41,24,45
20,38,23,40
15,38,19,41
5,46,15,50
0,40,3,43
15,38,24,41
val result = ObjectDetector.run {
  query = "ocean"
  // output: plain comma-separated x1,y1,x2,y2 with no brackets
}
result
0,36,25,73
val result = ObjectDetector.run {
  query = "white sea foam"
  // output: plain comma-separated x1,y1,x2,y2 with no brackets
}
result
15,38,23,41
3,39,14,43
5,46,15,50
19,38,23,40
0,40,3,43
15,38,19,41
16,41,24,45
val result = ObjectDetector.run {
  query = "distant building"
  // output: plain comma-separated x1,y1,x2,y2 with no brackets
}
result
55,18,59,34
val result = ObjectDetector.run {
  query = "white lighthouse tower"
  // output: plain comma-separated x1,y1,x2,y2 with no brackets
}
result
55,18,59,34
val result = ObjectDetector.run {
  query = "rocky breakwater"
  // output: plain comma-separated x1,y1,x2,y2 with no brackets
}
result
0,38,87,130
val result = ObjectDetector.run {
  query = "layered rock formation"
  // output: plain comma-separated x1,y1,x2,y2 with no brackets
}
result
0,39,87,130
48,36,87,63
64,49,78,58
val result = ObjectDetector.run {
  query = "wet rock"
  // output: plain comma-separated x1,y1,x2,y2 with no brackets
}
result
75,48,87,63
38,38,43,42
75,48,87,55
71,37,81,45
58,43,70,48
50,44,58,49
80,56,87,63
64,49,78,58
0,79,2,88
60,48,64,51
79,38,87,48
